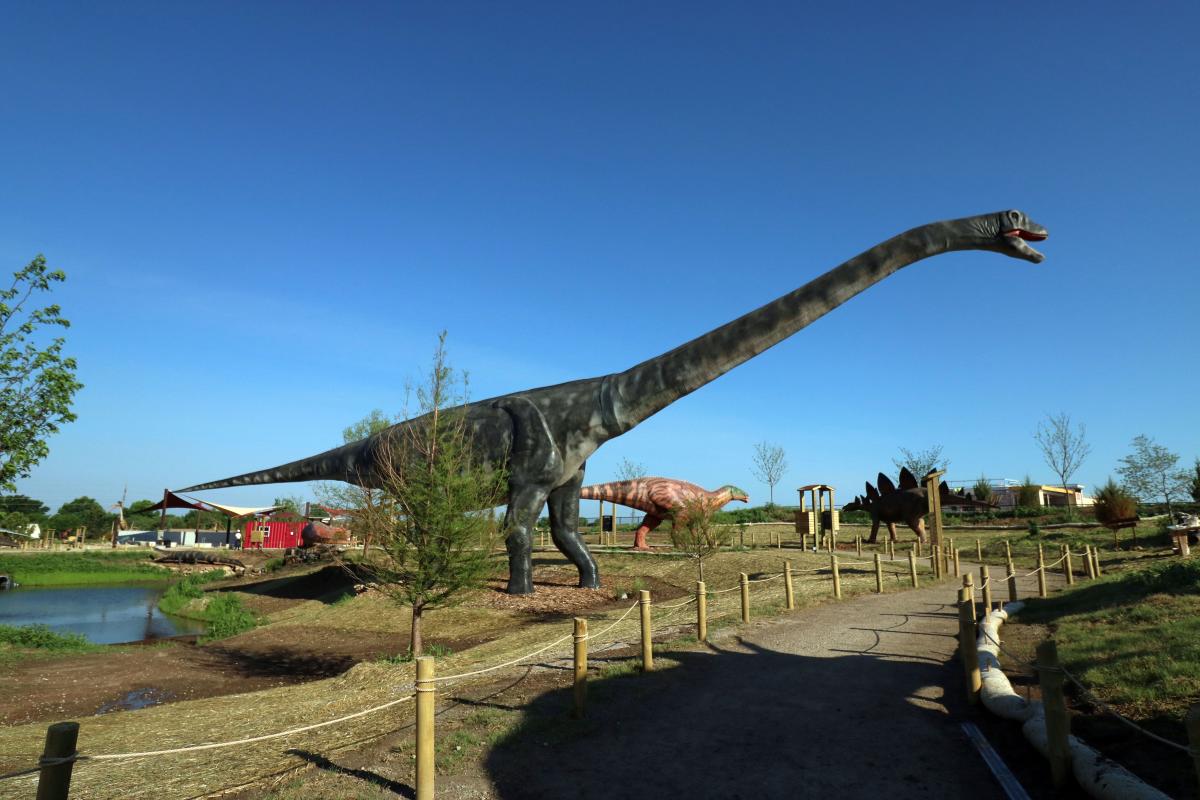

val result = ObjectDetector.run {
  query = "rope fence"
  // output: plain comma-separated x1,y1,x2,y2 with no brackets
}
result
11,538,1175,799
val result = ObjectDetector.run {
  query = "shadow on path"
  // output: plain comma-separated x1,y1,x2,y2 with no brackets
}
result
484,636,1003,800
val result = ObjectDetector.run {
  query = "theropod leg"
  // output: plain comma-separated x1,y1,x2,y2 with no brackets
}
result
547,466,600,589
631,514,663,551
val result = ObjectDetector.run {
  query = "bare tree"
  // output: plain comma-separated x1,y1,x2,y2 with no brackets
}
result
751,441,788,506
348,334,507,657
892,445,949,478
1116,434,1190,518
668,497,731,582
1033,412,1091,518
614,457,647,482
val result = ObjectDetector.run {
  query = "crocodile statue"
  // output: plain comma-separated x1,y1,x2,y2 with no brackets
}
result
843,467,992,543
580,478,748,550
181,210,1047,594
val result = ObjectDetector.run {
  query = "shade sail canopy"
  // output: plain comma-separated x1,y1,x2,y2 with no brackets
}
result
195,499,281,518
134,491,209,515
141,490,280,519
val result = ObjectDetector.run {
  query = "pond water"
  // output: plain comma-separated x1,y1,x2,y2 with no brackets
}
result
0,584,207,644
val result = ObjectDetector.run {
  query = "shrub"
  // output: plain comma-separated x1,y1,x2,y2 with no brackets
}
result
0,623,92,651
1093,478,1138,527
1017,476,1041,508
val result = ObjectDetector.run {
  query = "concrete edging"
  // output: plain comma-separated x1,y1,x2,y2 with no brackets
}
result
975,604,1171,800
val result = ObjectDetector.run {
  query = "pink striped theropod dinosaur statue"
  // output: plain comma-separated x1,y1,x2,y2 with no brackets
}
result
580,478,749,550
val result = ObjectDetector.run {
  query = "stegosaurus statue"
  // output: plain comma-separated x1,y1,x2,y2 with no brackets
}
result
843,467,992,544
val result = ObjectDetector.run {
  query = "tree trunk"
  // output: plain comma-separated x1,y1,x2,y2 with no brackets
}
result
410,604,424,657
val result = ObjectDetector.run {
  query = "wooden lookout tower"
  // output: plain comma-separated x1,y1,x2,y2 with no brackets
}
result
795,484,839,549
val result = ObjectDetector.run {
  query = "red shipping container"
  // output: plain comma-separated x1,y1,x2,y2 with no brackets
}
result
242,520,302,549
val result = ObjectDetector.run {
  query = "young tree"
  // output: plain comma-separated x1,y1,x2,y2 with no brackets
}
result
1,256,83,491
1033,412,1091,518
1092,478,1139,547
1017,475,1041,508
668,496,731,583
971,475,993,506
350,334,507,657
1190,459,1200,503
892,445,949,478
48,496,112,536
1116,434,1191,517
751,441,788,506
614,457,647,482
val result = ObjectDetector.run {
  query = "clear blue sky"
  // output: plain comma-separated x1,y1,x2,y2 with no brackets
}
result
3,2,1197,515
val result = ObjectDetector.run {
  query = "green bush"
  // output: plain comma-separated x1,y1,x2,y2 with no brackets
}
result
1093,478,1138,527
201,594,257,640
0,623,93,651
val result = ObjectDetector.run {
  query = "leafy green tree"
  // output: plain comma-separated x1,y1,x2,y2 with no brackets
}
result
892,445,950,479
1116,434,1191,517
48,496,111,535
0,256,83,491
0,494,49,522
1190,459,1200,503
349,334,507,656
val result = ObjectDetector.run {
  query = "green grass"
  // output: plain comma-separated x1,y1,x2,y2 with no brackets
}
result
0,550,170,585
378,642,454,664
0,623,97,651
1016,558,1200,718
158,572,258,641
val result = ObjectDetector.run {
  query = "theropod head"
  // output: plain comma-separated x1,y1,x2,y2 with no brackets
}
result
721,485,750,503
959,209,1048,263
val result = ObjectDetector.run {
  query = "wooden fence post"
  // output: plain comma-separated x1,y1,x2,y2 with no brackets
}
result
929,551,937,575
831,553,842,599
981,565,992,614
783,561,795,611
888,539,895,560
915,539,922,558
1062,545,1074,586
1185,704,1200,793
856,535,862,557
963,574,976,629
976,538,983,563
416,657,435,800
957,587,982,704
573,618,588,719
639,590,654,671
1007,558,1018,603
739,573,750,623
1004,539,1012,563
874,552,883,594
908,550,919,588
696,581,707,642
1036,640,1072,790
953,547,961,578
1037,545,1048,598
1093,548,1103,577
946,539,955,577
36,721,79,800
1084,545,1097,580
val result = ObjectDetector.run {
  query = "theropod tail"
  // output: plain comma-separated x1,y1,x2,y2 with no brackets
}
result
578,479,650,507
179,439,372,492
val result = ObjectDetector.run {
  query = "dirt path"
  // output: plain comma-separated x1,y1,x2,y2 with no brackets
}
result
287,567,1067,800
